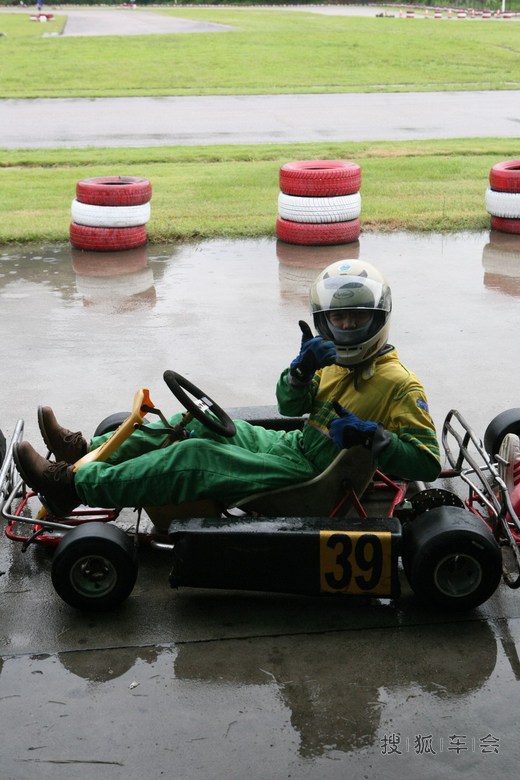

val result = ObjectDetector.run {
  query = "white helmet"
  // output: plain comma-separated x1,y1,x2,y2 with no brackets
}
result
309,260,392,366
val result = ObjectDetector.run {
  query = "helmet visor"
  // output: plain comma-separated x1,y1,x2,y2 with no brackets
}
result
326,310,378,346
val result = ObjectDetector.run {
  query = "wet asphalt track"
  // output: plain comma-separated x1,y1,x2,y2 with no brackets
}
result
1,7,520,779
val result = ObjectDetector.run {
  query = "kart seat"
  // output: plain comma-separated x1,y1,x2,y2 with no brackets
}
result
145,445,375,532
235,445,375,517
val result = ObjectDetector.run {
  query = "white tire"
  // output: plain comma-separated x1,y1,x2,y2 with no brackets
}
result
278,192,361,224
71,199,151,228
485,188,520,219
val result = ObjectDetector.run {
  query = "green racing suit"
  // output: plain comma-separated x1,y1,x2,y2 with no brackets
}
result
73,347,440,510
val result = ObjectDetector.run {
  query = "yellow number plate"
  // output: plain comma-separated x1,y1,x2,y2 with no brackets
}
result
320,531,393,596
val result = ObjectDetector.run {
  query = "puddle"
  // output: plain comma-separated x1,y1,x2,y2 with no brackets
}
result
1,230,520,448
0,619,517,777
1,229,520,775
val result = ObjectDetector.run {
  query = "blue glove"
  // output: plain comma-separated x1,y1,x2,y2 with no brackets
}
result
290,321,337,382
329,401,378,449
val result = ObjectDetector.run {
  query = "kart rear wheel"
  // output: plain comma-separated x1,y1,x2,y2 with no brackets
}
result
402,506,502,611
483,408,520,457
51,523,138,611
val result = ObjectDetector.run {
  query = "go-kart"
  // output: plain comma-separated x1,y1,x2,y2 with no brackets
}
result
1,370,519,614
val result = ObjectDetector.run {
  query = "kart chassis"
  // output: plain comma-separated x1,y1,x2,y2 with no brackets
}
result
1,372,519,612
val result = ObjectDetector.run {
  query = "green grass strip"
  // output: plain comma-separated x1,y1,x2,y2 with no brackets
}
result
0,139,515,244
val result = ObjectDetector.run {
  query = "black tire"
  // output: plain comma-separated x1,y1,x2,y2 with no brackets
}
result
93,412,132,438
483,408,520,457
402,506,502,611
0,428,5,466
51,522,138,611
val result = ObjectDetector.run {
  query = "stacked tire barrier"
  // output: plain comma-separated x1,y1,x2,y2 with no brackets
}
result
486,160,520,235
276,160,362,246
70,176,152,251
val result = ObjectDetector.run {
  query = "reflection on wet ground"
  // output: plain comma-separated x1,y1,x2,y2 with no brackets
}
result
482,231,520,296
1,230,520,777
1,229,520,443
0,619,517,777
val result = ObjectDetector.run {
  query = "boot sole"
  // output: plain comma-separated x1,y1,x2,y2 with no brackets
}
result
37,405,54,457
13,442,71,519
37,406,86,464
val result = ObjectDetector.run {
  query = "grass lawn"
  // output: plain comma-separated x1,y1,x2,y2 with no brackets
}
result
0,7,518,242
1,139,515,243
0,9,519,98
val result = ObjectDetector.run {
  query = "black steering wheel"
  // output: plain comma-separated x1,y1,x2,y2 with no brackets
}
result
163,370,236,438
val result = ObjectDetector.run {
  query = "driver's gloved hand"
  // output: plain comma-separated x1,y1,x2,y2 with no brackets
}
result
329,401,387,450
290,321,336,384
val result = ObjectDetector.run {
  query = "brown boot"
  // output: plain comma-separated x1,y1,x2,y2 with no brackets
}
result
38,406,88,464
13,441,79,517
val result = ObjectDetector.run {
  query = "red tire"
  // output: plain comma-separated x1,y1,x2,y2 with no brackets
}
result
490,215,520,235
276,217,361,246
76,177,152,206
489,161,520,194
279,160,361,197
70,223,147,251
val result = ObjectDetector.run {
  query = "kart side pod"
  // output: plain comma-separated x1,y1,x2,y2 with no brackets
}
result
168,516,402,599
168,505,503,611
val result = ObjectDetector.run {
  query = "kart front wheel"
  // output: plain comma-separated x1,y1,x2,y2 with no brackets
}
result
93,412,132,438
402,506,502,611
51,523,138,611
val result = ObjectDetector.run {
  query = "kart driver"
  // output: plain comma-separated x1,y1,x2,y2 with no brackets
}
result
13,260,441,517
